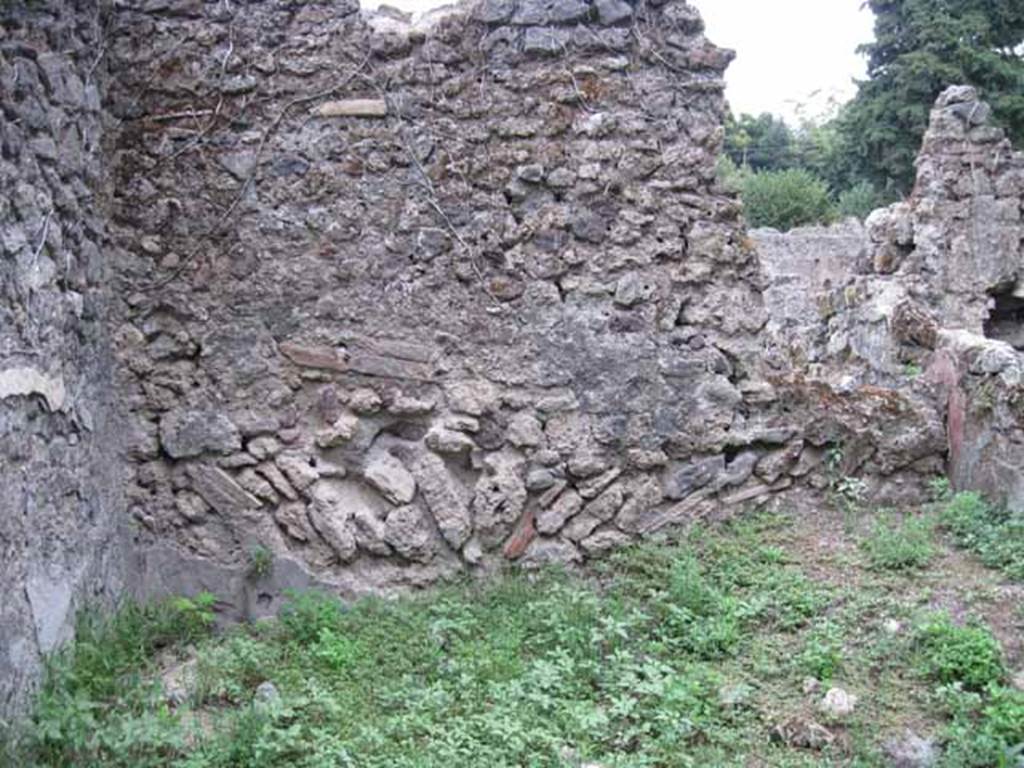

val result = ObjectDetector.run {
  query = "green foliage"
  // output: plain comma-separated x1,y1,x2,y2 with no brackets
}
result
937,684,1024,767
837,0,1024,193
246,546,273,580
277,590,346,645
740,168,834,231
724,112,796,171
940,492,1024,580
797,621,845,682
928,475,953,503
14,508,1022,768
917,614,1005,691
23,593,215,767
861,513,935,571
837,181,888,220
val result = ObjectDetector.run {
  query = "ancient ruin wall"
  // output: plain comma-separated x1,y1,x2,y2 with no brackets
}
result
102,0,822,605
755,86,1024,511
0,1,129,718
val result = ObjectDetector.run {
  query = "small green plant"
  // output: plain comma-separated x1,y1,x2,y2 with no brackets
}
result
941,491,1024,580
246,545,273,580
902,361,923,379
278,589,346,645
918,613,1005,690
741,168,835,231
798,620,844,682
861,513,934,571
928,475,953,503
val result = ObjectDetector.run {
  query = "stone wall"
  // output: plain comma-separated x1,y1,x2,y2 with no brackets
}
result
2,0,1019,721
101,0,822,606
0,0,128,718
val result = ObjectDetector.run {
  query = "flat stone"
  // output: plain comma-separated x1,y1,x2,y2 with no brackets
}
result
595,0,632,25
536,489,583,534
364,450,417,505
188,464,261,517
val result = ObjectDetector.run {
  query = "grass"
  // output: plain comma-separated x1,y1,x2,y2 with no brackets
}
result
2,492,1023,768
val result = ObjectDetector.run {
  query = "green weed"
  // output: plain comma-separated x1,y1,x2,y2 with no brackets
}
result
917,614,1005,691
861,513,935,571
940,492,1024,580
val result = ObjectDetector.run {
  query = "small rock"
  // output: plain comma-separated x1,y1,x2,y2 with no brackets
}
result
802,677,821,695
254,681,280,704
819,687,857,719
247,435,281,460
507,412,544,448
348,387,383,414
316,411,359,447
883,618,903,635
425,426,476,454
882,729,938,768
526,467,558,491
717,682,752,708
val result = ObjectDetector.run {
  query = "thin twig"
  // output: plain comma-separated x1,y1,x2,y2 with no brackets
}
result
145,53,373,291
31,209,53,269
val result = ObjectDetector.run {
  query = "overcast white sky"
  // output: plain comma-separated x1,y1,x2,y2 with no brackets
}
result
367,0,876,125
697,0,875,123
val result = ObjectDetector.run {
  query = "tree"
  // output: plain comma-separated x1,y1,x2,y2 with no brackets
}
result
724,112,795,172
838,0,1024,194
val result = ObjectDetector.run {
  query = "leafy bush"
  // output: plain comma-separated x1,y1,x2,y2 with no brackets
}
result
940,492,1024,580
918,614,1005,690
939,684,1024,767
836,181,887,220
861,513,935,571
741,168,834,231
278,590,346,645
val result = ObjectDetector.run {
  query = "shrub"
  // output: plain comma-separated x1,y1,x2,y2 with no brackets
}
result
918,614,1005,690
741,168,834,231
836,181,886,220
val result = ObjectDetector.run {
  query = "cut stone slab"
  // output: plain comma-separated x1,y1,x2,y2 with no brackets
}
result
315,99,387,118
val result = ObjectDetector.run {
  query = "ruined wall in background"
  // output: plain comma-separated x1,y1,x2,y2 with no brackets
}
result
755,86,1024,512
103,0,835,606
0,1,128,718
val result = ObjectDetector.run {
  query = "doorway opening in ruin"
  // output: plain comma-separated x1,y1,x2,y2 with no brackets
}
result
983,285,1024,350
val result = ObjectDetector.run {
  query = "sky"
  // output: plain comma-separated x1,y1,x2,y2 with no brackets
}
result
364,0,877,125
696,0,875,123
